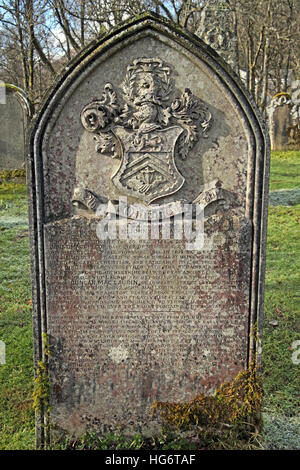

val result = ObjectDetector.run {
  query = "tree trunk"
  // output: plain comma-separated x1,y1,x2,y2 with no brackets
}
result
80,0,85,47
26,0,35,102
259,36,270,116
14,0,29,93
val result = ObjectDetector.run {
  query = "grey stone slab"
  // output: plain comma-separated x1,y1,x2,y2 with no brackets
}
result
28,12,270,446
268,93,300,151
0,84,31,169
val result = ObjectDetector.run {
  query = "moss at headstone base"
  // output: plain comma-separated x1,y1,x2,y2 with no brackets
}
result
46,363,264,450
151,363,263,433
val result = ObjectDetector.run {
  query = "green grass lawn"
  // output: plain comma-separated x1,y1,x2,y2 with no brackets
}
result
0,151,299,450
269,151,300,191
263,151,300,419
0,182,35,449
263,205,300,414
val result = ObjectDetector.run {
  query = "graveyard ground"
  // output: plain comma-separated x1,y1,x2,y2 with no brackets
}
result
0,151,299,450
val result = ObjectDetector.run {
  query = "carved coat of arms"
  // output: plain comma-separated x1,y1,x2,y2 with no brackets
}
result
78,58,212,207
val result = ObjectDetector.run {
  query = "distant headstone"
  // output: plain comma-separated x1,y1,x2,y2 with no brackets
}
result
28,13,270,447
268,93,291,150
288,83,300,150
0,84,31,170
268,93,297,151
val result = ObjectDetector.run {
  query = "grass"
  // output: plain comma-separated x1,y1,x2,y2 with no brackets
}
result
263,205,300,416
263,150,300,420
0,150,299,450
51,427,263,451
0,182,35,449
269,150,300,191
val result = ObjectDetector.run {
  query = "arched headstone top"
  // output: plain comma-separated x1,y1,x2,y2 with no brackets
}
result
0,83,32,117
31,12,269,219
34,13,266,128
270,92,292,109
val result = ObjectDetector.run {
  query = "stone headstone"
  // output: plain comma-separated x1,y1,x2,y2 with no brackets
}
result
28,13,270,446
268,93,293,151
0,84,31,170
268,91,300,151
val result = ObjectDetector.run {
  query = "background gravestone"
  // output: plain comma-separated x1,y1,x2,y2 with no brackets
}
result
28,13,270,446
0,84,31,170
268,92,300,151
268,93,293,151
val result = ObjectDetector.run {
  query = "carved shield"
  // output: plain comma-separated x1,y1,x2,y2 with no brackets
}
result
112,126,185,204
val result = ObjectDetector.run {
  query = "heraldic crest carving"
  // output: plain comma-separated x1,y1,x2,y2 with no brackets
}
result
79,57,212,206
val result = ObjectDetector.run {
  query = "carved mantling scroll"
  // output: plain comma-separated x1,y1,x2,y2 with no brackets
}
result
77,57,214,210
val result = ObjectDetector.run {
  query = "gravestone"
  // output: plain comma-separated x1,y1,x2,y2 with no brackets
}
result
268,93,292,151
28,13,270,446
268,91,300,151
0,84,31,169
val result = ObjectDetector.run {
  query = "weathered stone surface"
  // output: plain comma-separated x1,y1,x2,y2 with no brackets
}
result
45,216,251,435
28,13,270,445
0,84,31,169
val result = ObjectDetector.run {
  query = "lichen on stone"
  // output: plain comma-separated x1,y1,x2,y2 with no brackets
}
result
32,333,51,415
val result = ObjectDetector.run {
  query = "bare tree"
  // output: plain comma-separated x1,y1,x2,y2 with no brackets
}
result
0,0,57,106
221,0,299,114
0,0,298,114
